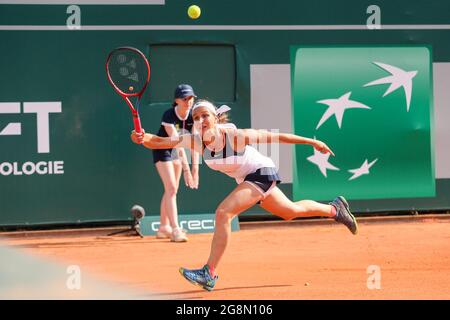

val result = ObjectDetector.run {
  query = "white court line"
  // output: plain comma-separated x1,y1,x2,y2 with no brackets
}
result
0,0,164,4
1,24,450,31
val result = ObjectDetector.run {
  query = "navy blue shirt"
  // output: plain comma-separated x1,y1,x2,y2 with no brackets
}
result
156,107,194,137
152,107,194,164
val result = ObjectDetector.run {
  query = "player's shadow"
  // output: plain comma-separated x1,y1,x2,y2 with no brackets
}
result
158,284,293,297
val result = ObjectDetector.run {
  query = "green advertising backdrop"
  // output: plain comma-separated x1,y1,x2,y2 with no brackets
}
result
291,46,434,200
1,1,450,227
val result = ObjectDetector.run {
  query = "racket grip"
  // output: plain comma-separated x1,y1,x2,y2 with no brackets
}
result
133,113,143,134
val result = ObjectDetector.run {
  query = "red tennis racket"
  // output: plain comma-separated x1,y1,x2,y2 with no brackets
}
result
106,47,150,133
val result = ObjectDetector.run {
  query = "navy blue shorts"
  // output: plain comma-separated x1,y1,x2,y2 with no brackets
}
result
152,148,179,164
243,167,281,203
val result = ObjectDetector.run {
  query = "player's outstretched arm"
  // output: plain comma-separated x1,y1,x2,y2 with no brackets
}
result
234,129,334,155
278,133,334,155
130,130,201,152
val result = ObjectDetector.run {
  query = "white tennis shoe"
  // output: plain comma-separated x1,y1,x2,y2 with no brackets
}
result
171,228,188,242
156,225,172,239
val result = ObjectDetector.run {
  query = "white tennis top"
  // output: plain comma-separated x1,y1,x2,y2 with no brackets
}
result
203,132,276,184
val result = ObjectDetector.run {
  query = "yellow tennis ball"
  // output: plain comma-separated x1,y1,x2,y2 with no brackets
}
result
188,5,201,19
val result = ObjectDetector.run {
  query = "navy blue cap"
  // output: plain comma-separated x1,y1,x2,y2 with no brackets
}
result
174,84,197,99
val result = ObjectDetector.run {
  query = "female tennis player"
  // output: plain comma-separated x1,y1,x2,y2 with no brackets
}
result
131,99,358,291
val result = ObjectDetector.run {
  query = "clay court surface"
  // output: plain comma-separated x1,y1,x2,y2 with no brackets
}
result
2,215,450,300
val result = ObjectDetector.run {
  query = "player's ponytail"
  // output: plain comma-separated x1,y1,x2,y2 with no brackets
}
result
217,112,229,124
215,104,231,124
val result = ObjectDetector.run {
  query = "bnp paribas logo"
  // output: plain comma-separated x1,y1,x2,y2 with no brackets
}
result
290,46,434,200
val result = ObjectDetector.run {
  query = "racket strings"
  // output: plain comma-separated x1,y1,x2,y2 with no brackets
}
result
107,49,149,95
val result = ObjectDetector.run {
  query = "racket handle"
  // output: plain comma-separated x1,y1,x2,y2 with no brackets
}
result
133,113,143,134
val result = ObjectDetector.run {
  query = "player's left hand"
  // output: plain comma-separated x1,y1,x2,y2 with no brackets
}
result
183,169,195,188
313,140,334,156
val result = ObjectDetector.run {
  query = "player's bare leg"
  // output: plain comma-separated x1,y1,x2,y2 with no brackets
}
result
260,187,358,234
170,160,188,241
155,161,187,241
179,182,261,290
259,187,334,220
207,182,262,270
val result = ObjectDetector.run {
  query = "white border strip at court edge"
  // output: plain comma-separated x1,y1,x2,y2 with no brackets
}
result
0,0,164,4
1,24,450,31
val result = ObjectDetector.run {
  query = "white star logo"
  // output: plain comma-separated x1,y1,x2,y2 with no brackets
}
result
364,62,418,112
316,92,371,129
348,158,378,181
307,148,340,177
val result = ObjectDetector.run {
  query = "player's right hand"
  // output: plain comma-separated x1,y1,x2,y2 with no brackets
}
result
131,129,146,144
183,169,196,189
